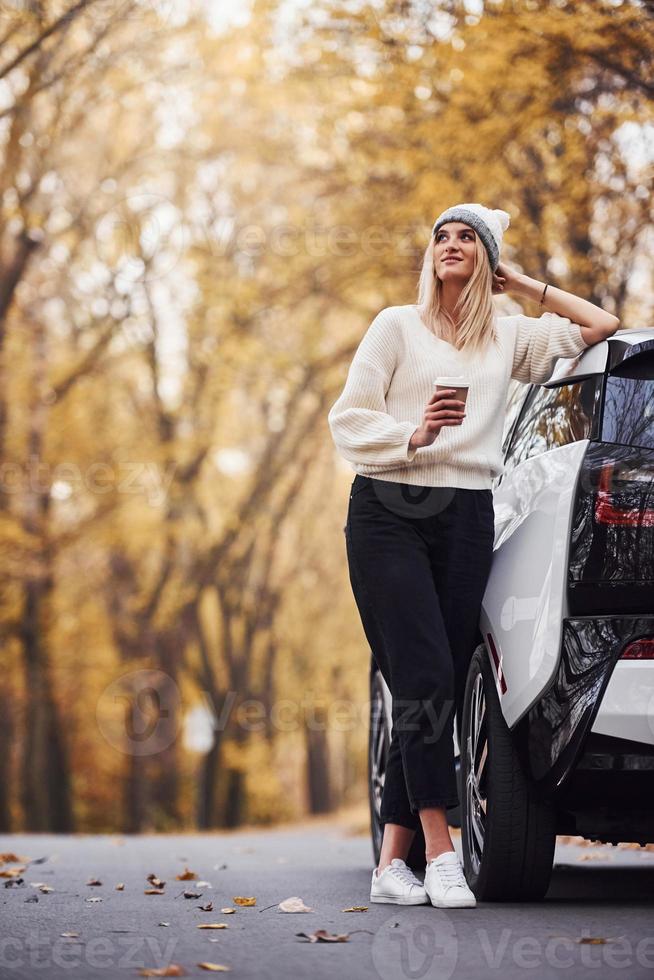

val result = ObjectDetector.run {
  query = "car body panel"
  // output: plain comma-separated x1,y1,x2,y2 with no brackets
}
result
481,439,590,727
591,661,654,745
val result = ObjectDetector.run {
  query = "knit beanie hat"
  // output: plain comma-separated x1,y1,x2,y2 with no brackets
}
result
431,202,511,272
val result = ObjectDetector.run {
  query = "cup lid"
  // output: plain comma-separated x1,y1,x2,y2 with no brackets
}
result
434,375,470,386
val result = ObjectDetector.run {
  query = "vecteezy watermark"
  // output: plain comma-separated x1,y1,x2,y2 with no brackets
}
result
475,927,654,971
94,192,192,285
96,670,457,756
0,456,177,507
371,912,459,980
0,931,180,971
96,668,182,756
370,920,654,979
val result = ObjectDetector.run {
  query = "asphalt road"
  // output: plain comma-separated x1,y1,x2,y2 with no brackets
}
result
2,821,654,980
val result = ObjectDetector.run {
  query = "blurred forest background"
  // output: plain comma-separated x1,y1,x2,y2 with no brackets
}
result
0,0,651,833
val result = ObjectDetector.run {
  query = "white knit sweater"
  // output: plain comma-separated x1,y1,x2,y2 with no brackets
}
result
327,303,589,489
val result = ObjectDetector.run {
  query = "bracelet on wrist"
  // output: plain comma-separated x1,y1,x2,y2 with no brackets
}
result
539,282,549,306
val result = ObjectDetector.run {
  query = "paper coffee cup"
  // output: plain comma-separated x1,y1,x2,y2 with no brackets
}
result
434,375,469,406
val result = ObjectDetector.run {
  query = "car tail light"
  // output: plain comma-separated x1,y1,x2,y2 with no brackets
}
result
594,461,654,527
620,638,654,659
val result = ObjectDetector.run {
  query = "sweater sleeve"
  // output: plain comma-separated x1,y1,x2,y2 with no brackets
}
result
510,311,589,384
327,308,420,467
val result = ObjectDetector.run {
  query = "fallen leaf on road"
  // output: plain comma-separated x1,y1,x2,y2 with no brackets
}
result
0,866,27,878
233,896,255,906
576,937,612,944
38,885,53,893
182,890,202,899
147,874,166,889
197,964,231,972
0,853,24,864
197,881,212,888
296,930,350,943
116,883,125,890
197,924,228,930
198,901,213,912
138,966,187,977
145,889,166,895
176,868,198,881
61,932,79,938
85,897,102,903
341,907,368,913
279,897,313,913
87,877,102,886
220,909,235,914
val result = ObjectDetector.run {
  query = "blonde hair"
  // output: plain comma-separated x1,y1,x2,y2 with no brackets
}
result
416,230,499,354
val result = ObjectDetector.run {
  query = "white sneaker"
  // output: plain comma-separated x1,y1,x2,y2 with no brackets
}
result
370,857,429,905
424,851,477,908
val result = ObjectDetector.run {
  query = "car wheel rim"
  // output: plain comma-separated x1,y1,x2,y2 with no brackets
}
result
370,678,389,848
465,670,488,876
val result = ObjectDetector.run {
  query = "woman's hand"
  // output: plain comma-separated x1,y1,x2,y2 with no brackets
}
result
409,388,466,450
492,260,522,295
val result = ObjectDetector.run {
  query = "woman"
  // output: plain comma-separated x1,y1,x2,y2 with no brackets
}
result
327,202,620,909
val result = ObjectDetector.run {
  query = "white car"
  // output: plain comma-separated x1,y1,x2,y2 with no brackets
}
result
369,327,654,900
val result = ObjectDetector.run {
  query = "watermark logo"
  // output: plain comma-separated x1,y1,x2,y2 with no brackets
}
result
371,912,459,980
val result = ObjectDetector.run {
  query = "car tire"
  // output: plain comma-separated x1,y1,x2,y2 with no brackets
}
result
368,666,426,870
461,644,556,901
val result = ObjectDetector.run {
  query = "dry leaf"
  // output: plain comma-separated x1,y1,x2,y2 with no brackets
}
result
116,883,125,890
147,874,166,888
86,877,102,886
85,897,102,903
0,866,27,878
144,888,166,895
197,965,231,973
38,885,53,894
279,897,313,913
341,906,368,913
0,853,23,864
197,881,212,888
233,896,256,906
576,937,610,944
220,909,235,914
196,924,228,930
296,929,350,943
61,933,79,939
176,867,198,881
182,889,202,899
138,966,187,977
198,901,214,912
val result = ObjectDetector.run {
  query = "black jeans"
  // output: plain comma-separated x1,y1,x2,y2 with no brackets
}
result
344,474,495,830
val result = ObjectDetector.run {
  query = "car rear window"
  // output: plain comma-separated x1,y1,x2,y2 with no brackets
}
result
601,351,654,450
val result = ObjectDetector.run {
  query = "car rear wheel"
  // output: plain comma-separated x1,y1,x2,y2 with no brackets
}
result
461,644,556,901
368,666,426,870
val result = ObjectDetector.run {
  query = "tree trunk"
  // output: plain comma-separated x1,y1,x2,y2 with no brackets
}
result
305,706,332,814
20,576,74,831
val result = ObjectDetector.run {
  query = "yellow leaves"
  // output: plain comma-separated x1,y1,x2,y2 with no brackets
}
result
196,924,229,930
138,967,187,977
197,965,231,973
341,905,368,912
175,867,198,881
232,896,256,906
